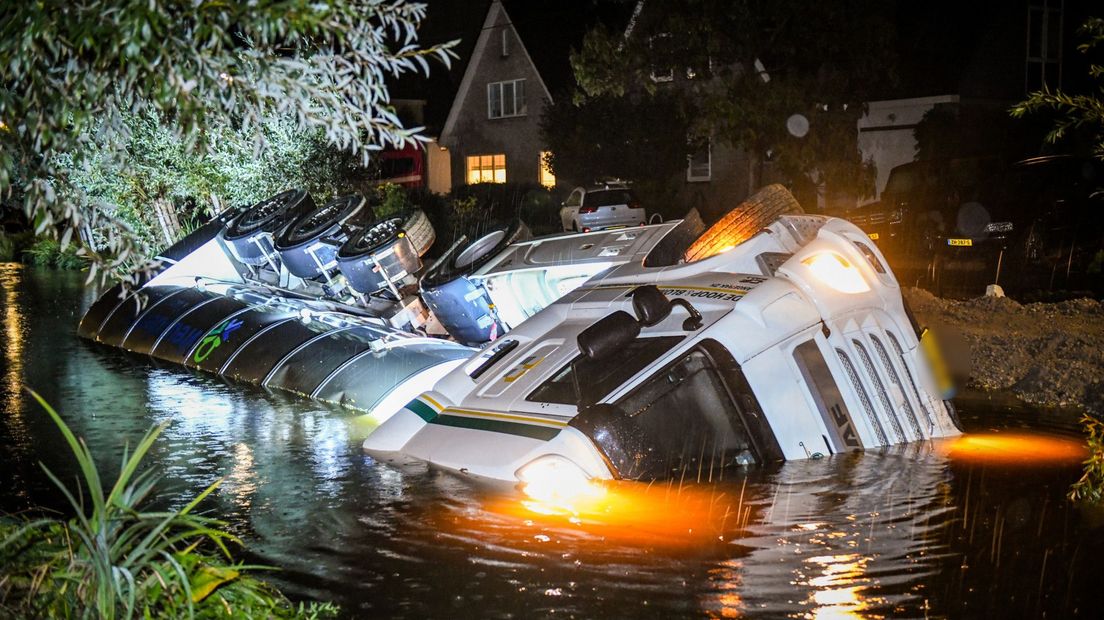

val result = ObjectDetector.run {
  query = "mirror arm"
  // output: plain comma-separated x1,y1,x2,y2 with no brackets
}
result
671,298,703,331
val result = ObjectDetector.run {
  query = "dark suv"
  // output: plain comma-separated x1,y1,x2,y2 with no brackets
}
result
841,158,999,268
843,156,1103,293
948,155,1103,291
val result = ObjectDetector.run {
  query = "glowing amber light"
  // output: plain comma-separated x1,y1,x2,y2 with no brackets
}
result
516,455,606,514
486,477,761,548
801,252,871,294
804,553,873,619
942,433,1087,465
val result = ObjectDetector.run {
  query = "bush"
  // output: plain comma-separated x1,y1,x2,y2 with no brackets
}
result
448,183,561,236
0,392,338,619
1070,414,1104,504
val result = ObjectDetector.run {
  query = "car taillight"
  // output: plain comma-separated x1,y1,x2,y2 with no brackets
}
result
629,202,641,210
579,207,597,214
582,227,591,233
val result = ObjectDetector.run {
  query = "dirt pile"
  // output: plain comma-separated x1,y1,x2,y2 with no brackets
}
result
904,288,1104,414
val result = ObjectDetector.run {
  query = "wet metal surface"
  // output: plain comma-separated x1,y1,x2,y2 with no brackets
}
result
2,263,1103,617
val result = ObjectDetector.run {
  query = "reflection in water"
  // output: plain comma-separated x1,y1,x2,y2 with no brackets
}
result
804,553,871,619
2,267,1101,617
942,432,1087,465
2,264,26,428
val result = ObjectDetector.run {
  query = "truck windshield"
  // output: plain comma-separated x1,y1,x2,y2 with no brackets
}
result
526,336,683,406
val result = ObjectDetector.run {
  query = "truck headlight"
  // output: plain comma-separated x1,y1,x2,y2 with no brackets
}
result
802,252,871,294
515,454,605,508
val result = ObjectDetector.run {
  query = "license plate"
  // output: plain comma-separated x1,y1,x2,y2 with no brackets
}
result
867,233,879,240
946,238,973,246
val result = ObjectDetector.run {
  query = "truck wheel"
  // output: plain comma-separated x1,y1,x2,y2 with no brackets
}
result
422,219,530,287
683,184,804,263
419,219,530,344
401,208,436,257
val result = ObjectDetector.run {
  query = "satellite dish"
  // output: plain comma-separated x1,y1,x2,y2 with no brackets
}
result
787,114,810,138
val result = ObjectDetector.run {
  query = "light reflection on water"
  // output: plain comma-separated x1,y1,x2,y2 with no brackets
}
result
2,264,1102,618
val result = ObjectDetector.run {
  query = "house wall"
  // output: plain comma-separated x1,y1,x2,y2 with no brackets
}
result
440,2,551,189
425,139,452,195
673,142,754,222
857,95,960,204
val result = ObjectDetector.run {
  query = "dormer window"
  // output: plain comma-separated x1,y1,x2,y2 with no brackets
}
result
488,79,526,119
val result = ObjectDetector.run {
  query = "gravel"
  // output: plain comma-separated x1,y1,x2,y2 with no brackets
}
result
904,288,1104,414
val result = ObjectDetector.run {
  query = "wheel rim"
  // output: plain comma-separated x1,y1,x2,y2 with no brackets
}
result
228,189,306,237
281,195,366,246
340,218,403,257
454,229,506,269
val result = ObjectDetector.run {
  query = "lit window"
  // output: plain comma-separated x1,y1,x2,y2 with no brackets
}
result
467,154,507,184
539,151,556,188
687,141,711,182
487,79,527,119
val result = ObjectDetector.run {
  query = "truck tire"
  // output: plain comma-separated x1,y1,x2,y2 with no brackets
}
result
421,219,530,287
683,184,804,263
402,208,436,257
419,219,530,344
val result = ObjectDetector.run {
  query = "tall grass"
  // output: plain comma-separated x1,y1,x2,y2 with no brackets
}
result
0,391,337,619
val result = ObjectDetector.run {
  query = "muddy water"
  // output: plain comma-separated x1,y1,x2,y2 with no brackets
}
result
2,263,1103,618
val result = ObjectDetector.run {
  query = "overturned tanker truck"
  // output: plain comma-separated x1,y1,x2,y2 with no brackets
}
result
80,184,961,489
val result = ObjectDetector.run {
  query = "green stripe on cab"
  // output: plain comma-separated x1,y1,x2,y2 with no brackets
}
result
406,399,438,422
431,414,561,441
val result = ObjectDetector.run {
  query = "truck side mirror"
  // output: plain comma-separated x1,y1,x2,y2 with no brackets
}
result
632,284,702,331
631,285,671,326
578,311,640,360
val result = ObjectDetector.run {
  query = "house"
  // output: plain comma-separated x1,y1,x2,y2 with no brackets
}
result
437,1,558,190
390,0,627,194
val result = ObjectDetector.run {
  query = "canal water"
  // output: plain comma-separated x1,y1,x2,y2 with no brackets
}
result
2,262,1102,618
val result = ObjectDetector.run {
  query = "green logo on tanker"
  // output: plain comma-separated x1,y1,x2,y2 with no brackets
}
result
193,318,244,364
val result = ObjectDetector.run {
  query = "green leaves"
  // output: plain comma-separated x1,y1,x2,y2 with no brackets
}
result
1069,414,1104,504
1011,17,1104,162
0,0,457,282
567,0,892,204
0,391,342,618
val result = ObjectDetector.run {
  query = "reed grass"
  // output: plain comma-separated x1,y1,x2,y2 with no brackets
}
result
0,391,338,619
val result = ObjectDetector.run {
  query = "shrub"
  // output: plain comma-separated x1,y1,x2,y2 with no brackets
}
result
0,392,338,619
1070,414,1104,504
21,238,87,270
374,183,412,220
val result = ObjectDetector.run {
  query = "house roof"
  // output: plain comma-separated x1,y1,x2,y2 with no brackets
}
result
390,0,632,135
438,1,555,142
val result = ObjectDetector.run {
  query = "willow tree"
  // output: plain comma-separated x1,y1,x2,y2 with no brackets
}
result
1012,16,1104,504
0,0,454,279
1012,17,1104,162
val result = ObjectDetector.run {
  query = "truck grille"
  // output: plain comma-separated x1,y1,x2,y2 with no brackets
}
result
836,349,888,446
852,340,907,443
871,335,925,439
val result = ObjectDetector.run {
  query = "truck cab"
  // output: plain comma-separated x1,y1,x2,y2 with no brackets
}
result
365,213,961,486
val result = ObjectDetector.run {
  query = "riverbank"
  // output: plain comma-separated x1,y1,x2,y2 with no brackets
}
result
904,287,1104,415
